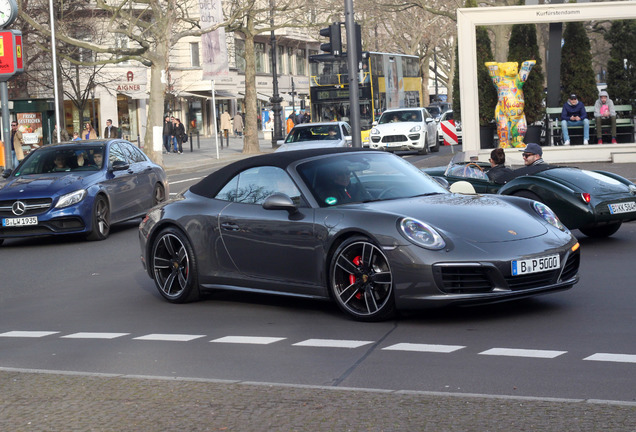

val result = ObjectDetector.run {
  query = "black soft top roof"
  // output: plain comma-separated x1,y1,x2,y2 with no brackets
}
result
190,147,372,198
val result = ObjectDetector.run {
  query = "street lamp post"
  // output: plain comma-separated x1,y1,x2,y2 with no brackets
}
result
269,0,283,147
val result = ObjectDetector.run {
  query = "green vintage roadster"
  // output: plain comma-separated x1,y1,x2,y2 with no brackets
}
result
423,153,636,237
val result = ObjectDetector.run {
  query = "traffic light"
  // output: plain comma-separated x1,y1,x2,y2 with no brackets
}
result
319,23,342,56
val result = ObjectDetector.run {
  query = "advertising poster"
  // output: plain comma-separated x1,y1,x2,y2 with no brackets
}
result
16,112,43,149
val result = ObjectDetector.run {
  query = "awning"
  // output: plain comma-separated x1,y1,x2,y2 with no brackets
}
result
177,90,238,100
255,92,293,103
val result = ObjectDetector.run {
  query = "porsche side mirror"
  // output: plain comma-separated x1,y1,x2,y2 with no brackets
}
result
263,193,298,215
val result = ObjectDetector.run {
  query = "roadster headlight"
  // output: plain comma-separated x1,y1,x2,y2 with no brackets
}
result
409,125,422,133
55,189,87,209
533,201,566,231
399,217,445,250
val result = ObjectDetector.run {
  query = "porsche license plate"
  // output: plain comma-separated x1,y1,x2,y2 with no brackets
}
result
608,201,636,214
2,216,38,227
512,254,560,276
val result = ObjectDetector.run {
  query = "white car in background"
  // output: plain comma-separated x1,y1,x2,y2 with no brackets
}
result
437,110,462,145
368,108,439,154
276,122,352,152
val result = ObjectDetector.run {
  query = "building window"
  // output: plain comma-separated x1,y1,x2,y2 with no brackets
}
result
277,46,284,75
287,47,294,75
235,39,246,72
295,48,306,75
190,42,200,67
115,35,130,65
255,42,266,73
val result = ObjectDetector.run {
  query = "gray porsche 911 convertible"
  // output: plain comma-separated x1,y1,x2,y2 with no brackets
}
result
139,148,580,321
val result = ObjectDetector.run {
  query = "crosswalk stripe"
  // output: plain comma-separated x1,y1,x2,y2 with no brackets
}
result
211,336,286,345
383,343,465,353
0,331,59,338
479,348,567,359
133,334,205,342
293,339,373,348
62,332,130,339
584,353,636,363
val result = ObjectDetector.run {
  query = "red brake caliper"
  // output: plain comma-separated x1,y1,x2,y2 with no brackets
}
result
349,256,363,299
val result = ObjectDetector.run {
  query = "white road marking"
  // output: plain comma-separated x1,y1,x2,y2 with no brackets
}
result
169,177,202,185
383,343,465,353
0,331,59,338
479,348,567,359
133,334,205,342
293,339,373,348
211,336,286,345
62,332,130,340
584,353,636,363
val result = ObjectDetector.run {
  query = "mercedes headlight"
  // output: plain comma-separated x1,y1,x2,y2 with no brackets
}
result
399,217,445,250
409,125,422,133
533,201,566,231
55,189,87,209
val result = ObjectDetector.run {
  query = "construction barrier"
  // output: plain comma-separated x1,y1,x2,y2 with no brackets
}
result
0,140,5,169
441,120,457,146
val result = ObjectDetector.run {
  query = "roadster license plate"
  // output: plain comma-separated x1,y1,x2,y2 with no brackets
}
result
512,254,560,276
608,201,636,214
2,216,38,227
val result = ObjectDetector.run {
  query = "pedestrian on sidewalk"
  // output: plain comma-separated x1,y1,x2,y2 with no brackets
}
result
174,118,186,154
220,110,232,148
104,119,121,139
162,116,173,154
594,90,617,144
233,111,244,138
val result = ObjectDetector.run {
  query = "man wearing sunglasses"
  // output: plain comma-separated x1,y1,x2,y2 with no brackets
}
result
514,143,550,176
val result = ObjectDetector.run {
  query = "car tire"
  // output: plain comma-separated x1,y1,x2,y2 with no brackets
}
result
86,195,110,241
150,227,200,303
329,236,396,322
418,135,429,155
579,222,622,238
0,239,4,246
431,133,440,152
153,183,166,206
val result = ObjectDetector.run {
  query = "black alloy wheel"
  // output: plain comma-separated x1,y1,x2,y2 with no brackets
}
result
151,227,200,303
329,236,395,321
86,195,111,241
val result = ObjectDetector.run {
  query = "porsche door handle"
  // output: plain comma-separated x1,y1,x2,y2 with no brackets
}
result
220,222,240,231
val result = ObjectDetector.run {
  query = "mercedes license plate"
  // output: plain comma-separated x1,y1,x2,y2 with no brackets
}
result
2,216,38,227
512,254,560,276
608,201,636,214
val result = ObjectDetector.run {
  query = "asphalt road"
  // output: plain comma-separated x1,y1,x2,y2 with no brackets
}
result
1,150,635,429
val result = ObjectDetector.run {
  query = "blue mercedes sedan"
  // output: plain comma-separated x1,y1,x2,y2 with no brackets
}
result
0,140,168,245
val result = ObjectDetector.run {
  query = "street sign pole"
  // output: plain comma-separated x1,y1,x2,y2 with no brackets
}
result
344,0,361,147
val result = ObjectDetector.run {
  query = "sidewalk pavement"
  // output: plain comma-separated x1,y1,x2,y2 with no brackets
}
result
161,133,276,176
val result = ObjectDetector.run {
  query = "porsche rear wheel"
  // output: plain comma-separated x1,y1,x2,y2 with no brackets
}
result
329,236,395,321
151,227,200,303
86,195,110,241
579,222,622,238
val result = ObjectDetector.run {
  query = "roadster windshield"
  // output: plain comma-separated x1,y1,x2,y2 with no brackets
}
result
297,152,447,207
14,145,106,176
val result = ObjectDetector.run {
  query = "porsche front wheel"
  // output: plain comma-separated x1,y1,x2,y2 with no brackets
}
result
329,236,395,321
151,227,200,303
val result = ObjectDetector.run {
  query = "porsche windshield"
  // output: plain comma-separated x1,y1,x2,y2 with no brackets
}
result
14,145,106,176
378,110,422,124
297,152,448,207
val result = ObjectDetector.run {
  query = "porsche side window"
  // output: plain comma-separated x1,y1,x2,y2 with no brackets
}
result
219,167,300,205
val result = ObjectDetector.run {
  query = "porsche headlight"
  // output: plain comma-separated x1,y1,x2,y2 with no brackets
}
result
533,201,566,231
399,217,445,250
409,125,422,133
371,128,380,135
55,189,87,209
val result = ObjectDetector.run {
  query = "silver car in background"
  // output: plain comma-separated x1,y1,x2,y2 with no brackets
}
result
276,122,352,152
